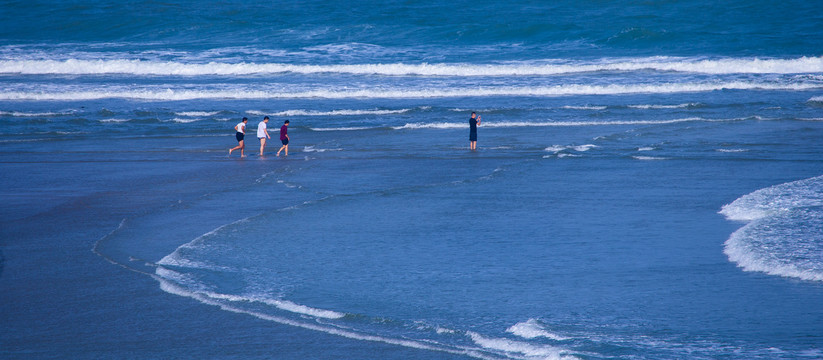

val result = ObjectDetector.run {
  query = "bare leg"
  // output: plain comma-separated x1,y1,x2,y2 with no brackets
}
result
284,144,288,156
259,138,266,156
239,140,245,157
276,145,285,156
229,141,243,156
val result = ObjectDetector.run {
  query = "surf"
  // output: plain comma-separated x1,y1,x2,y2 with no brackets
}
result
2,56,822,76
719,175,823,281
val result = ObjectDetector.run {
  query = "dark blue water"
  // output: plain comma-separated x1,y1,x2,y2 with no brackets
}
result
2,1,822,359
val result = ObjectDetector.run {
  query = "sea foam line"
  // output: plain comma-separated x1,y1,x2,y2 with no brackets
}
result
1,82,819,101
156,277,497,360
2,57,822,75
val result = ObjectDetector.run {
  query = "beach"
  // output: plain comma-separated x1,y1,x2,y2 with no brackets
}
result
2,1,823,359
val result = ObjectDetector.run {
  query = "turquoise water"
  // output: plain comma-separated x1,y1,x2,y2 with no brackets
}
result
1,1,822,359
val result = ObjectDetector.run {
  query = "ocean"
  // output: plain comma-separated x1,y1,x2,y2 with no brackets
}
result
1,1,822,359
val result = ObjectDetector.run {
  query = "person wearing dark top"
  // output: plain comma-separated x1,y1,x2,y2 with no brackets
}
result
469,112,481,150
276,120,290,157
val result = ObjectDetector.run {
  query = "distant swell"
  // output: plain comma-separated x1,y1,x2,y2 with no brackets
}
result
6,82,813,101
719,175,823,281
1,56,822,75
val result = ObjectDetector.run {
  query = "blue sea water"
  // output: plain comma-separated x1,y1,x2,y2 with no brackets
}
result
1,1,822,359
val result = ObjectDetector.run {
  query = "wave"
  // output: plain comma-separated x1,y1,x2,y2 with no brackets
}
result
302,145,343,152
545,144,598,153
2,56,822,76
3,82,818,101
507,319,570,341
633,155,669,160
309,126,376,131
395,118,707,130
175,111,222,117
0,110,75,117
562,105,607,110
716,148,748,153
271,108,413,116
468,332,577,360
155,276,488,359
168,118,200,123
719,175,823,281
628,103,699,109
809,96,823,103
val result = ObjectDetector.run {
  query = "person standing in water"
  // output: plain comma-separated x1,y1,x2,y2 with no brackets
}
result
276,120,290,157
229,117,248,157
469,112,481,150
257,116,270,156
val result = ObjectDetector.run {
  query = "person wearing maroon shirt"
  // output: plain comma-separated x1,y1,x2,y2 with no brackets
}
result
276,120,290,157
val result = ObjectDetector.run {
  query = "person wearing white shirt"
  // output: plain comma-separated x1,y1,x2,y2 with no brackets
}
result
257,116,271,156
229,117,248,157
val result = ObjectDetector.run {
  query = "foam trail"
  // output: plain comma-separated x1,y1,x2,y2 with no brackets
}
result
1,82,820,101
719,175,823,281
2,56,822,75
156,277,497,360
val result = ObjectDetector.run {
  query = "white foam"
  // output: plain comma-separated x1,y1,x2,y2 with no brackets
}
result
396,118,708,130
809,96,823,103
309,126,375,131
272,108,412,116
544,145,568,153
716,148,748,153
169,118,199,123
637,147,656,151
155,276,501,360
628,103,698,109
719,175,823,281
572,144,597,152
175,111,221,117
562,105,607,110
2,56,821,76
0,110,73,117
256,298,346,319
633,156,669,160
468,332,577,360
507,319,570,341
2,82,820,101
99,118,130,123
303,145,342,152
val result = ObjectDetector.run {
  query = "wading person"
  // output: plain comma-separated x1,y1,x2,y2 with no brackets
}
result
229,117,248,157
276,120,290,157
257,116,270,156
469,112,481,150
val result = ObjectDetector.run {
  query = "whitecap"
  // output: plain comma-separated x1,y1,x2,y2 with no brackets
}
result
507,319,570,341
175,111,221,117
633,155,669,160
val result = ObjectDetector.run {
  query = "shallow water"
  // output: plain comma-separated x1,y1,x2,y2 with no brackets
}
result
2,1,823,359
